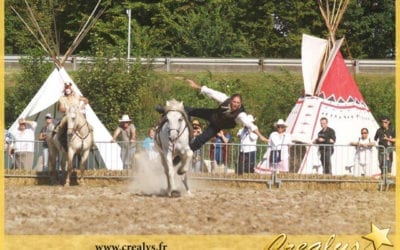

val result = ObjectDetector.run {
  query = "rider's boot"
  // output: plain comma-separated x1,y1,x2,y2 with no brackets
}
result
155,105,165,114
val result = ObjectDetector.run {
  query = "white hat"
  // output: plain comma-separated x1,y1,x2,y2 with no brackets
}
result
248,115,256,122
45,113,52,119
275,119,287,127
119,114,131,122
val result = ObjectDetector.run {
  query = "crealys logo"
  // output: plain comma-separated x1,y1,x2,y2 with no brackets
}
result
264,224,393,250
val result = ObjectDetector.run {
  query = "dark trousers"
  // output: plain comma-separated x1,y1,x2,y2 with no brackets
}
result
319,146,333,174
378,148,393,174
185,107,221,151
237,151,256,174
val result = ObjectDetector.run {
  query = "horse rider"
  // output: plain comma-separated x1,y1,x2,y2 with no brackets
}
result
54,82,94,148
156,77,268,162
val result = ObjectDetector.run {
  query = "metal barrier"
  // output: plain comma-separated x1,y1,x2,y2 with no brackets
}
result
4,140,395,190
5,55,395,74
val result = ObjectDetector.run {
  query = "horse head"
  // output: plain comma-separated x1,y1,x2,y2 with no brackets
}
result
66,105,87,136
164,99,187,142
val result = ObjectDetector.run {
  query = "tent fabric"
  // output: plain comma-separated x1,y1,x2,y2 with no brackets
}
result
9,67,123,170
317,51,365,104
301,34,328,96
282,34,389,177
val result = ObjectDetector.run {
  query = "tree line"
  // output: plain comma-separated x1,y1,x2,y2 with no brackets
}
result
5,0,395,59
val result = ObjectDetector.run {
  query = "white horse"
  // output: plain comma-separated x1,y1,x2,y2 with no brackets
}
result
155,99,193,197
48,106,93,186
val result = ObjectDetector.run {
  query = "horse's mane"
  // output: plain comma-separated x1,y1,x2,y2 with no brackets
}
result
164,99,185,113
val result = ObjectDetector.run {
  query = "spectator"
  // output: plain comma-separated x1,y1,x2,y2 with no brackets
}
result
9,118,37,170
374,116,396,175
112,114,136,169
237,115,258,174
210,130,231,170
141,127,158,161
268,119,292,172
191,119,203,172
350,128,375,176
313,117,336,174
4,130,15,169
38,113,55,171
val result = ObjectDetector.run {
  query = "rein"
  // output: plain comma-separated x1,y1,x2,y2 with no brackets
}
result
69,113,91,150
155,108,191,148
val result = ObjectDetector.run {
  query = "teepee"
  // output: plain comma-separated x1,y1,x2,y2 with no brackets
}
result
8,1,123,170
285,0,385,176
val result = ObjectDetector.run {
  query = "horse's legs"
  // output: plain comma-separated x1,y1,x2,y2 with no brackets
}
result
177,149,193,175
161,154,177,196
77,150,90,185
65,149,75,186
181,174,192,196
47,146,58,185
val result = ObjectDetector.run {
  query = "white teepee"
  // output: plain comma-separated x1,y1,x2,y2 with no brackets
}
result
285,33,395,176
9,1,123,170
8,68,123,170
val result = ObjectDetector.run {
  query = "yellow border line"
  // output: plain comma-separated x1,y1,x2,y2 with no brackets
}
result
396,0,400,248
0,0,5,249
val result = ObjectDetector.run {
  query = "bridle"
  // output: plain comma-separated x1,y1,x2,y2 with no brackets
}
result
166,109,189,143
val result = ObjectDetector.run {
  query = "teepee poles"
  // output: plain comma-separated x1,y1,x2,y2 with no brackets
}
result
60,0,105,65
11,0,105,68
317,0,349,50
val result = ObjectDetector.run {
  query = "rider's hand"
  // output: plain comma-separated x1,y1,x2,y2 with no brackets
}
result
186,79,201,90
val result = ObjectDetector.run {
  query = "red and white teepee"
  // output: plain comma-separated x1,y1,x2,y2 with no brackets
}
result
286,34,381,176
285,0,388,176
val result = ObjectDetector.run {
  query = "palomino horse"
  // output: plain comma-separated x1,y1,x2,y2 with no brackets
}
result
155,99,193,197
47,106,93,185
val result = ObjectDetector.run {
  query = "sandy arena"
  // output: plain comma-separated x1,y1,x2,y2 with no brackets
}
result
5,160,395,235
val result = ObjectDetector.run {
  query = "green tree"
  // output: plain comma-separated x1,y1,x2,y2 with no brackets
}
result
5,49,53,127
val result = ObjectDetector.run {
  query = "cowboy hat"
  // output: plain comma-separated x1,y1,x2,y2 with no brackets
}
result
119,114,131,123
275,119,287,127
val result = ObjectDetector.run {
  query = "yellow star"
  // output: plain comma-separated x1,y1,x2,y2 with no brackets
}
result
362,223,393,249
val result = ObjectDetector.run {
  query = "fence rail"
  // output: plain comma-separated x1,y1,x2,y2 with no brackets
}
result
4,140,395,190
5,55,395,73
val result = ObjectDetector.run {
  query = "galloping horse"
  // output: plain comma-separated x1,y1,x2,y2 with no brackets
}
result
47,105,93,185
155,99,193,197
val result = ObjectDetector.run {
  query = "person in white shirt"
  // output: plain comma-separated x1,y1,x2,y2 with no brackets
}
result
350,128,376,176
169,78,268,152
268,119,292,172
9,118,37,170
237,115,259,174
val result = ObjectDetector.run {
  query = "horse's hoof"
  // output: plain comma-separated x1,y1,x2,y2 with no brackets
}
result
177,168,186,175
187,190,193,196
170,190,181,197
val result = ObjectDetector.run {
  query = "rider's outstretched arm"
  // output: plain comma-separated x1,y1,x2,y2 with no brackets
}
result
176,77,228,103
